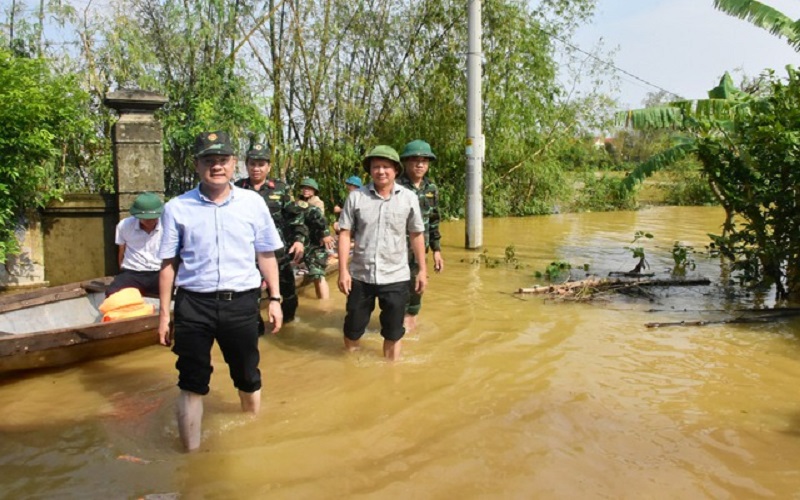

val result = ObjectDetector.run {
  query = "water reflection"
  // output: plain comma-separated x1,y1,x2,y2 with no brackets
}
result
2,206,800,497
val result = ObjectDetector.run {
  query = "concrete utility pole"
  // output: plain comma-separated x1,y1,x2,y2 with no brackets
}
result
465,0,484,249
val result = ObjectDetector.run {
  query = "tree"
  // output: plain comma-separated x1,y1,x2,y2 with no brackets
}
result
0,48,95,262
619,68,800,299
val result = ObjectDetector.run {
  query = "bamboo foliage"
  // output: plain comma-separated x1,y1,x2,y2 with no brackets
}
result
6,0,613,217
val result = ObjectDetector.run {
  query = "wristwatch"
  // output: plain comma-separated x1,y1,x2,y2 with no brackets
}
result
268,296,282,303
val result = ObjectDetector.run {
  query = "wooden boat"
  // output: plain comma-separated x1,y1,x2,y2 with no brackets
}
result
0,260,340,375
0,277,161,375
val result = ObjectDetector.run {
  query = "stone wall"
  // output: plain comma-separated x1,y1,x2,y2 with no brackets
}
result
0,212,46,289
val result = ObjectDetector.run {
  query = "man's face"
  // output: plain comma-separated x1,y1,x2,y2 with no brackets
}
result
403,156,429,180
369,158,397,188
138,218,159,232
300,186,316,199
346,183,359,192
195,154,235,188
246,159,271,183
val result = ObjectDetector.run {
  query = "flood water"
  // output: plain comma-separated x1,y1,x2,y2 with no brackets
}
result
2,206,800,498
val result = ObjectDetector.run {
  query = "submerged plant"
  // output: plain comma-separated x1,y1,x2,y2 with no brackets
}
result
624,231,653,274
671,241,696,275
534,260,573,282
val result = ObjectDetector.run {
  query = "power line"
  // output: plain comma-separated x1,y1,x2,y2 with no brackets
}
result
541,25,685,100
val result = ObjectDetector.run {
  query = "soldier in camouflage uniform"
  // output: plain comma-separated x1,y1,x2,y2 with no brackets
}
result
297,177,335,299
398,140,444,331
235,143,308,322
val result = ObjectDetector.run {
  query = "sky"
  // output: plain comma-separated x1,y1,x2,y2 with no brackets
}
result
573,0,800,109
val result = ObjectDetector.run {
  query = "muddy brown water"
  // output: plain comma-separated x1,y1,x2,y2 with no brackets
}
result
2,206,800,498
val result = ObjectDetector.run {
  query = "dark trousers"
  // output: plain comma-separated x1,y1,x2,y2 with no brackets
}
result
278,254,298,321
344,280,410,342
406,261,423,315
106,269,160,297
172,288,261,395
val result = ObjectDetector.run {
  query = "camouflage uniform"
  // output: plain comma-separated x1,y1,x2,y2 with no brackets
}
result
297,200,331,279
398,175,441,315
235,177,308,321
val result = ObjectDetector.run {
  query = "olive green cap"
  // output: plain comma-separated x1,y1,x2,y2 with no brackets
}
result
129,192,164,220
194,131,234,157
246,142,271,161
400,139,437,161
362,145,402,174
299,177,320,193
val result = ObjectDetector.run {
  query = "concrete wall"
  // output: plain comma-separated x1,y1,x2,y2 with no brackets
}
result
0,211,46,289
40,194,118,287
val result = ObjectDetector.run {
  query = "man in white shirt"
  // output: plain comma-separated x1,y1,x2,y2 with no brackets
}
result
106,192,164,297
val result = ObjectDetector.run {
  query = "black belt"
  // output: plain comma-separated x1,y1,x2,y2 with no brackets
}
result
179,288,259,301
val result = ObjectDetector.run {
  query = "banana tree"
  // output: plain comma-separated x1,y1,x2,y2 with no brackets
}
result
619,68,800,299
713,0,800,51
617,72,751,232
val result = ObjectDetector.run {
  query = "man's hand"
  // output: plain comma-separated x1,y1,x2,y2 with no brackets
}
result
338,269,352,295
433,250,444,273
267,301,283,334
158,315,172,346
322,235,335,251
289,241,305,264
415,270,428,294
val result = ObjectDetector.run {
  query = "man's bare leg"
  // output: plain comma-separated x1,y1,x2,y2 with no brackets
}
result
403,314,417,332
314,278,330,299
239,389,261,414
177,390,203,452
344,336,360,352
383,339,402,361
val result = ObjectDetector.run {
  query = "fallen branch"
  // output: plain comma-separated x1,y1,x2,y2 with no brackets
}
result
517,277,711,295
646,308,800,328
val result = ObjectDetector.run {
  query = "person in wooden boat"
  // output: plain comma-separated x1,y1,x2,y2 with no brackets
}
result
296,177,334,299
157,131,284,452
105,192,165,298
337,146,427,361
398,140,444,332
234,142,308,323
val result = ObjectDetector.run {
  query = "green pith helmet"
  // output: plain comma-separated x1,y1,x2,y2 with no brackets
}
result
129,192,164,219
299,177,320,193
362,145,402,174
246,142,271,161
400,139,437,161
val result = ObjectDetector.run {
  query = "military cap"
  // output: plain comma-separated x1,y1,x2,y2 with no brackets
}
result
246,142,271,161
194,131,234,157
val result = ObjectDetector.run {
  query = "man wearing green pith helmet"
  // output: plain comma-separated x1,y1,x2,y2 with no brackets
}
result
398,139,444,332
337,145,427,360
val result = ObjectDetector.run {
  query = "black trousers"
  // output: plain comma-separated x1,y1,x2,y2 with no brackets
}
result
172,288,261,395
343,280,410,342
106,269,159,297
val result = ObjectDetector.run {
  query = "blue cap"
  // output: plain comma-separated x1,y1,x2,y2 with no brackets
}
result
345,175,363,188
